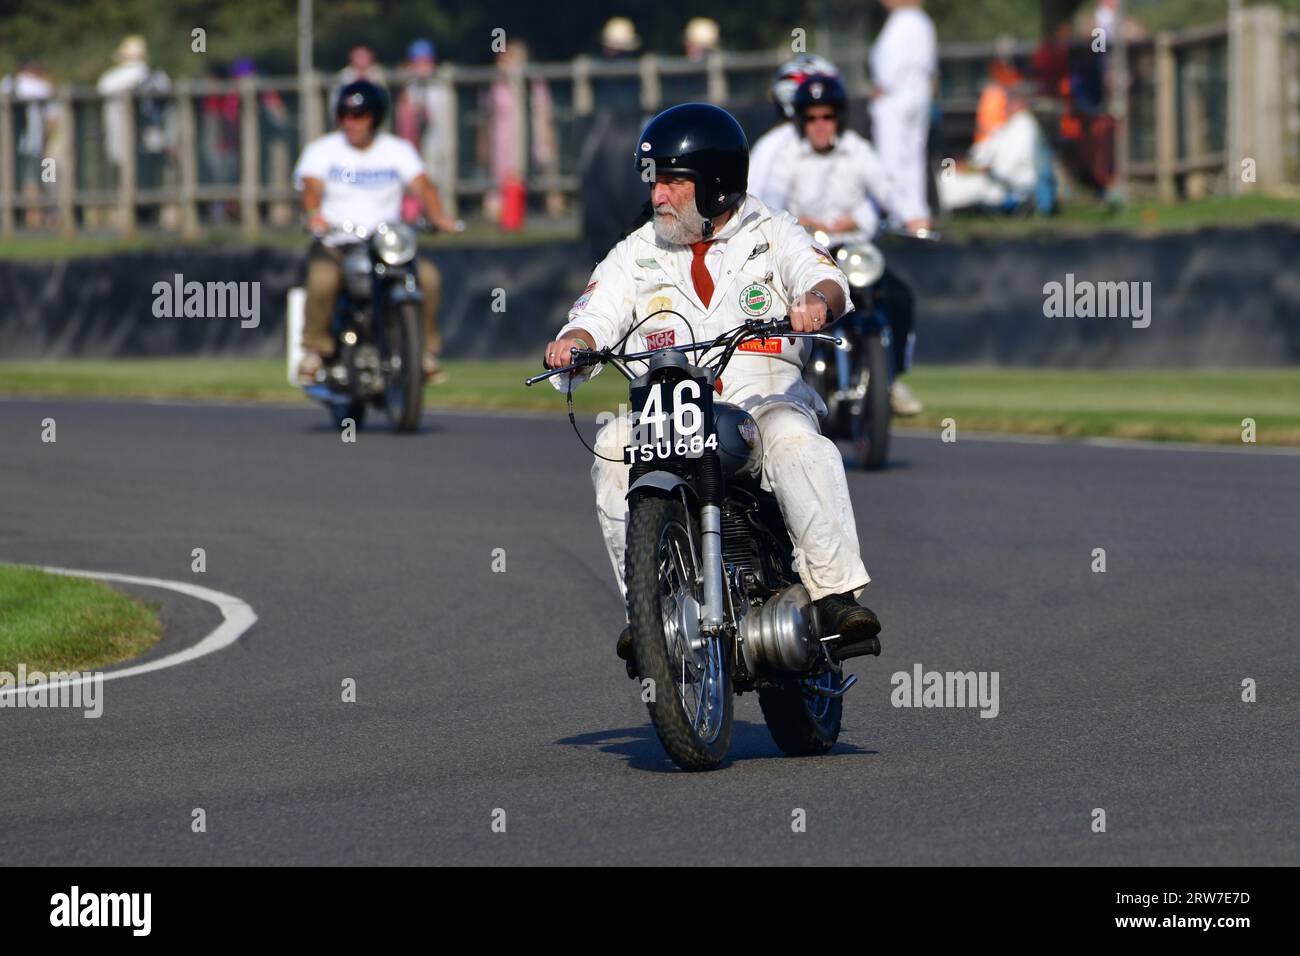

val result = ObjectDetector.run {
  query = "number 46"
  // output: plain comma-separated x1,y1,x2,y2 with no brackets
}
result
641,380,702,440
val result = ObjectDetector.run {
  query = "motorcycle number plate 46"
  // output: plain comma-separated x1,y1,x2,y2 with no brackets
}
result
624,376,717,464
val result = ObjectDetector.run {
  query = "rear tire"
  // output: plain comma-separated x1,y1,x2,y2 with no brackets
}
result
851,331,891,470
384,300,424,433
626,493,732,771
759,671,843,757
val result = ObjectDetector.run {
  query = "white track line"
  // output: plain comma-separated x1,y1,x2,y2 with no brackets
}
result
0,566,256,699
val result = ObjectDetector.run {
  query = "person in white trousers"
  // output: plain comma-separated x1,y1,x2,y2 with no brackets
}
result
869,0,936,231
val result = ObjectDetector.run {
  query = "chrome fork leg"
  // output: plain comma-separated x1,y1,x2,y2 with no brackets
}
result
699,503,725,629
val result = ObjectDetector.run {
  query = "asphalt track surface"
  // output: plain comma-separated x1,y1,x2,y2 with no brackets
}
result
1,395,1296,865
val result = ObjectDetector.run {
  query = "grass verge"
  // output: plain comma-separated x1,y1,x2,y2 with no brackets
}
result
0,565,163,673
2,358,1297,446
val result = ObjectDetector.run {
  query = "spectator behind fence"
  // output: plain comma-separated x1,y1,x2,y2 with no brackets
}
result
479,39,560,228
395,39,456,224
601,17,641,59
594,16,643,113
975,37,1021,145
200,59,290,224
97,35,176,227
684,18,720,60
938,87,1045,214
1,61,58,228
200,63,240,221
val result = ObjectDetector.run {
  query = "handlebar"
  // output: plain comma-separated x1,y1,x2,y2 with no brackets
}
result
524,317,841,387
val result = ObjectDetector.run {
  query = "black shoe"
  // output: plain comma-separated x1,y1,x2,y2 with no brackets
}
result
814,592,882,660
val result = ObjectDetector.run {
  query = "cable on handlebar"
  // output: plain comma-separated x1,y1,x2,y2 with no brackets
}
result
565,374,625,464
611,308,699,359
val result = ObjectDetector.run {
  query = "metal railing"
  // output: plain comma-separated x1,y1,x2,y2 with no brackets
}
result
1,11,1295,240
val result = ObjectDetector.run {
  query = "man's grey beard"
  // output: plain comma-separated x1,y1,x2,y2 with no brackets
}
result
653,201,707,245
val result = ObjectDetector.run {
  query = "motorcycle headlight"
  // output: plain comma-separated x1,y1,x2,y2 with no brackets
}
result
371,222,418,266
835,241,885,289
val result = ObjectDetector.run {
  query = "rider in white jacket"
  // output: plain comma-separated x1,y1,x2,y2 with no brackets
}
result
748,54,841,209
542,103,881,667
765,74,924,416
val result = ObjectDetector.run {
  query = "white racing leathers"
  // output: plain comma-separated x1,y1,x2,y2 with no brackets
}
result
553,195,870,604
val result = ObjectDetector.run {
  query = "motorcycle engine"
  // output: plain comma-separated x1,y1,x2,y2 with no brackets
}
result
738,583,818,675
353,345,382,395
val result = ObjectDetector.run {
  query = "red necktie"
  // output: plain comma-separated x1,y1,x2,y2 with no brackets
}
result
690,240,715,307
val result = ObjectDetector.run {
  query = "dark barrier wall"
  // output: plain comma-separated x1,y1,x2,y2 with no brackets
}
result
0,244,594,362
1,224,1298,366
884,224,1300,366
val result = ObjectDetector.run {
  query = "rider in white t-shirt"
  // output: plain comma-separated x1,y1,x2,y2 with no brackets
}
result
292,80,458,383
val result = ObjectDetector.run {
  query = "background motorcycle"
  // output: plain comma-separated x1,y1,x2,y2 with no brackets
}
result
302,219,427,432
804,229,893,470
528,317,883,771
804,226,940,470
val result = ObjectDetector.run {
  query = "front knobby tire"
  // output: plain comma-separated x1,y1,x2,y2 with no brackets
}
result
385,300,425,433
626,493,733,771
758,670,843,757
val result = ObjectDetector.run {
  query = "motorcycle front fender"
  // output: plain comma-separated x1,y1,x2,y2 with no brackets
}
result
626,470,697,503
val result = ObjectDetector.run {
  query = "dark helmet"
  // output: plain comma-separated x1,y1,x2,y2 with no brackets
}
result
793,74,847,138
793,74,847,114
771,54,840,120
636,103,749,221
336,79,389,127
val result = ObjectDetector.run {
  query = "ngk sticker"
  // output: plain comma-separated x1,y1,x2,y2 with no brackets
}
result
644,329,676,349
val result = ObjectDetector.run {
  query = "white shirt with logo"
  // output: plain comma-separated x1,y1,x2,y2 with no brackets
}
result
293,131,425,243
555,195,849,416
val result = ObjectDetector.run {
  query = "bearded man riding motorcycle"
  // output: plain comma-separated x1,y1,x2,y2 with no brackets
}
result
542,103,882,666
293,79,459,384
